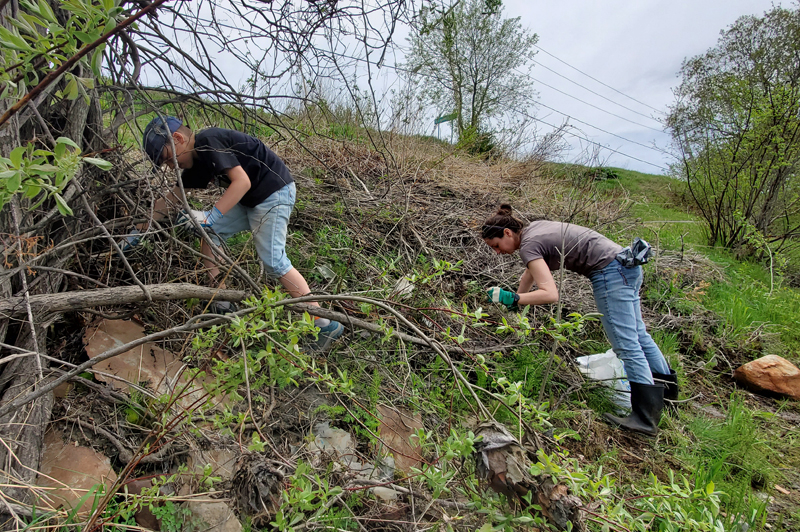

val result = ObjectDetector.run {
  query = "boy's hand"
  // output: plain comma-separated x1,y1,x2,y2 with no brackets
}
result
486,286,520,310
202,206,223,227
177,207,223,229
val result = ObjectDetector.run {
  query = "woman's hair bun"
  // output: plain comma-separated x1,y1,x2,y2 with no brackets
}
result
497,203,513,215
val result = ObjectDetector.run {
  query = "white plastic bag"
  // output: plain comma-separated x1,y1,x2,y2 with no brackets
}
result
576,349,631,412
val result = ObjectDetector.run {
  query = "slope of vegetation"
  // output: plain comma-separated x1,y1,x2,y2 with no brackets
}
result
2,0,799,530
39,119,795,530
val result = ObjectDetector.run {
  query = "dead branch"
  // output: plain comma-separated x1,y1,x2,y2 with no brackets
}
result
0,283,247,319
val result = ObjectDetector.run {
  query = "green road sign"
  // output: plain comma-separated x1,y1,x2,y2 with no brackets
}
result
434,112,458,125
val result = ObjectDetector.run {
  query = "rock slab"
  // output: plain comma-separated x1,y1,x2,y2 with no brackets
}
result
183,501,242,532
733,355,800,400
36,429,118,514
376,404,423,473
82,319,226,411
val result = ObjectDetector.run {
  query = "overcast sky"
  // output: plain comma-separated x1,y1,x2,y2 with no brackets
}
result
493,0,781,174
155,0,784,175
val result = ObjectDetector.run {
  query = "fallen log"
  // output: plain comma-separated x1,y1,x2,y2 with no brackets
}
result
0,283,248,319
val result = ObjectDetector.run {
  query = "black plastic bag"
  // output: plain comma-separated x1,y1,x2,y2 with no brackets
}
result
616,237,653,267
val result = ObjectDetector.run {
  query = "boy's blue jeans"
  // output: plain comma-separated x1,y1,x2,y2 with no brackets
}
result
211,182,296,279
589,260,670,385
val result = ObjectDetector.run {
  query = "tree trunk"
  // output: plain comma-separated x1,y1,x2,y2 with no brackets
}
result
0,329,54,531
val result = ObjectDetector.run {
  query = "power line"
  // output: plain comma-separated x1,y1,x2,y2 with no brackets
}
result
534,98,670,155
531,59,662,123
523,70,665,133
322,48,670,169
507,101,668,171
534,44,666,115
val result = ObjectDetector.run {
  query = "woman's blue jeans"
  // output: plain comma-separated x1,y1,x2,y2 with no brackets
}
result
589,260,670,385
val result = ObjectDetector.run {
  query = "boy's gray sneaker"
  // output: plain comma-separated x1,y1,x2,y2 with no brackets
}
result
200,300,238,315
311,320,344,352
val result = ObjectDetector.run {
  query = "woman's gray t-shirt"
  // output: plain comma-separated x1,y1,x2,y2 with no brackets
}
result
518,221,622,277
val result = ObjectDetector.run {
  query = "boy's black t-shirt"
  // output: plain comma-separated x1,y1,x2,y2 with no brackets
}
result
179,128,294,208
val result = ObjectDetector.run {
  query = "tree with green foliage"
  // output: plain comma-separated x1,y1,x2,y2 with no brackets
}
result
404,0,538,151
667,5,800,254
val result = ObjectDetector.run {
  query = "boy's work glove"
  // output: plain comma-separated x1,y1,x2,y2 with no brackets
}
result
119,228,141,252
177,207,223,230
486,286,520,310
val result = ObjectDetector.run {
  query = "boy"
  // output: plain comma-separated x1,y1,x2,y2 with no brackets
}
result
127,115,344,351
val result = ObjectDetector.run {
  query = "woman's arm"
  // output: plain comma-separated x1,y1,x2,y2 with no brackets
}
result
518,267,534,293
214,166,251,214
517,258,559,306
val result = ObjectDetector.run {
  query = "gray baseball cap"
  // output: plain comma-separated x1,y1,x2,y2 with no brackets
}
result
142,116,182,165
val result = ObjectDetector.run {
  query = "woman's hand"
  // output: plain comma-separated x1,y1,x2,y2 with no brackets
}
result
486,286,520,310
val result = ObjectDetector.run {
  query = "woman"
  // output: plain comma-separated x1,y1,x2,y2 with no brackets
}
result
481,204,677,436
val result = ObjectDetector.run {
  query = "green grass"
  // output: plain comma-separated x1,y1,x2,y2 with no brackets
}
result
673,394,774,521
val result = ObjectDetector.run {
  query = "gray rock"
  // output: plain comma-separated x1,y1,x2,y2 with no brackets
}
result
182,501,242,532
371,486,399,502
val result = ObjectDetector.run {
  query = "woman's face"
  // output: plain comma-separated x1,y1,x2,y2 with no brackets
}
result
484,229,518,255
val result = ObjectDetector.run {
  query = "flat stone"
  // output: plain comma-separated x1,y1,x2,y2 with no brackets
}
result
376,405,423,474
308,422,391,481
36,429,118,514
183,501,242,532
371,486,399,502
83,319,227,411
308,422,354,457
122,479,160,530
733,355,800,400
186,449,238,483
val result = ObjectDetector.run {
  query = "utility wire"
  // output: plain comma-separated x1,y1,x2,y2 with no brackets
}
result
534,44,666,115
522,70,665,133
509,104,669,172
531,59,663,123
315,48,670,169
534,98,670,155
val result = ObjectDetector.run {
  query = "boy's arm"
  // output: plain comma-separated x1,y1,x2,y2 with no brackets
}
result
136,184,183,231
214,166,251,214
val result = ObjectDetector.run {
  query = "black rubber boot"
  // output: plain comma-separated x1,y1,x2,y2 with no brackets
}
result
653,369,678,401
603,382,665,436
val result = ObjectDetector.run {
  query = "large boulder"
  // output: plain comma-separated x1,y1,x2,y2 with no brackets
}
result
733,355,800,400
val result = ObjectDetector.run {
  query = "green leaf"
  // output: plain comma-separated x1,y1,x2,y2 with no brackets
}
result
74,31,99,45
24,184,41,198
54,193,73,216
55,137,80,149
9,146,25,168
91,47,105,78
0,25,32,51
0,170,16,179
37,0,58,23
28,164,59,173
102,0,114,11
706,481,714,495
8,15,36,35
6,171,22,193
0,80,16,100
83,157,112,170
77,77,95,90
64,78,79,100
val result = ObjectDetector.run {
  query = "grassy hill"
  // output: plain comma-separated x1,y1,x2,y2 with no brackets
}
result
50,125,800,531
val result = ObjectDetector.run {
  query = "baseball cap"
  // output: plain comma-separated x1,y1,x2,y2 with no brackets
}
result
142,116,183,165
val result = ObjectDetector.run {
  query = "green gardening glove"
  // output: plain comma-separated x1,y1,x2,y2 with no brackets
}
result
486,286,520,311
